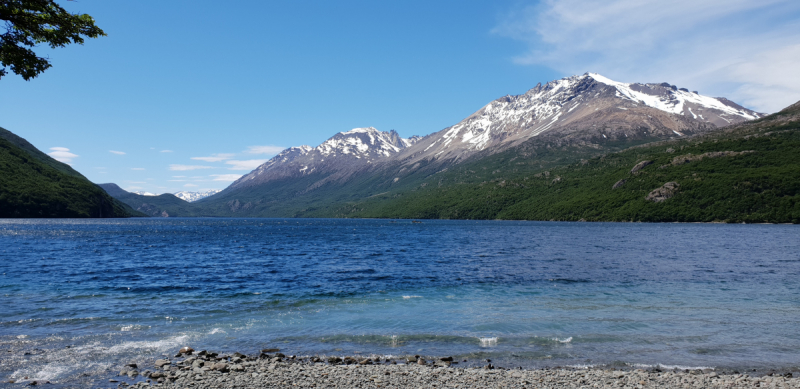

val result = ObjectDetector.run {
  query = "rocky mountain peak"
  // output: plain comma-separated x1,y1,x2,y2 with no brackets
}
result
228,127,420,191
316,127,420,159
395,73,764,163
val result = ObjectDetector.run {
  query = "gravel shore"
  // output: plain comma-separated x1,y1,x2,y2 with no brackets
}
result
101,349,798,389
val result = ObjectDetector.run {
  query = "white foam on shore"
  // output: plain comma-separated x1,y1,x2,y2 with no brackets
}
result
11,363,74,383
106,334,190,354
632,363,716,370
555,337,573,343
402,295,422,299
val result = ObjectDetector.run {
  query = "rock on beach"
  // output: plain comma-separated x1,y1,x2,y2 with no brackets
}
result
106,348,800,389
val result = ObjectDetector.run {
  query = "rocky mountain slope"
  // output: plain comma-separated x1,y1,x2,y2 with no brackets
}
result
395,73,763,165
226,128,420,192
320,99,798,223
191,73,763,217
0,128,138,218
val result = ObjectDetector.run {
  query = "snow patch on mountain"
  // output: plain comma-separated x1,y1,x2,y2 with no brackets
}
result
588,73,759,120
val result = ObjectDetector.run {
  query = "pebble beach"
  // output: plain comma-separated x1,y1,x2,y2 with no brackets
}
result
55,348,799,389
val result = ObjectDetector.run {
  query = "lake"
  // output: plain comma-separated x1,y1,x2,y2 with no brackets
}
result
1,218,799,386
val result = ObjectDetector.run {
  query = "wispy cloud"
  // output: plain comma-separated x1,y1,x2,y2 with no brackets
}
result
109,150,126,155
246,145,285,155
184,183,199,187
225,159,267,170
48,147,78,164
169,164,214,171
131,168,145,171
493,0,800,112
211,174,243,181
191,153,235,162
160,150,173,153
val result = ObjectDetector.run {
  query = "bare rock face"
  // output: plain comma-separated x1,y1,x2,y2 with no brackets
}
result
646,182,680,202
630,160,653,174
671,150,754,166
228,128,421,192
612,179,627,189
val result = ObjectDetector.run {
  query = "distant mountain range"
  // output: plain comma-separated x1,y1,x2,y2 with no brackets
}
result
174,190,221,202
7,72,795,222
187,73,767,217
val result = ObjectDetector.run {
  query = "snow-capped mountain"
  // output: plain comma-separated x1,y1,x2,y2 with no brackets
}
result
174,190,221,202
228,128,420,191
398,73,764,163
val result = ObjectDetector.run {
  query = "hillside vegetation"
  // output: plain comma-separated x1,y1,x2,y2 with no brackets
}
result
0,133,138,218
306,103,800,223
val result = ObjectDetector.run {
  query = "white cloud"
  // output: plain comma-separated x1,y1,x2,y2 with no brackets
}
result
225,159,267,170
245,145,285,155
172,175,186,178
48,147,78,164
184,183,199,187
211,174,243,181
191,153,235,162
160,150,173,153
169,164,214,171
131,168,145,171
109,150,126,155
493,0,800,112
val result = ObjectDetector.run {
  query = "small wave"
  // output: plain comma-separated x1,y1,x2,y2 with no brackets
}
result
402,295,423,299
17,335,28,339
479,337,498,347
119,324,150,332
555,337,573,343
208,328,226,335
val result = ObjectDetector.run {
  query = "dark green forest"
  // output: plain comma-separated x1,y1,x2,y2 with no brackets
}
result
0,131,137,218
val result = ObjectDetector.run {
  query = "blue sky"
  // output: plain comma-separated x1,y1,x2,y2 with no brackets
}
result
2,0,799,194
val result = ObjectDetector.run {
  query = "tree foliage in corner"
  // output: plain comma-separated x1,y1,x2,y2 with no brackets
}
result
0,0,104,80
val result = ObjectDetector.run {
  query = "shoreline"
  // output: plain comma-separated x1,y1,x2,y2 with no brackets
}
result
19,348,796,388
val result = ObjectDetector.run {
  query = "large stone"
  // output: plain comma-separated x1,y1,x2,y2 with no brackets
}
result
211,362,229,372
612,179,626,189
179,347,194,355
646,182,680,202
630,160,653,174
154,359,170,368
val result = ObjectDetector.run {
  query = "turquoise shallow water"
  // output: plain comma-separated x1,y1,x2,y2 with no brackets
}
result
0,218,799,386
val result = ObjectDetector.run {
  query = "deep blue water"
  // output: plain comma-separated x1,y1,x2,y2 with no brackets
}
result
1,218,799,386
